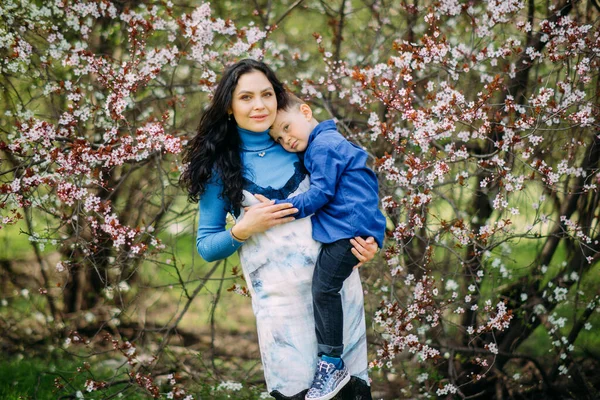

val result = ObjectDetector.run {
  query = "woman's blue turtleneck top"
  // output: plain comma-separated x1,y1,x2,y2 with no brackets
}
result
196,127,304,262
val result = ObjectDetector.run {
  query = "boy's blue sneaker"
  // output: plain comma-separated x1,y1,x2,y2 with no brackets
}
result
305,359,350,400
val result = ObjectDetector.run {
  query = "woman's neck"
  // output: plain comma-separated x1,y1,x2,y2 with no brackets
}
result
238,126,273,151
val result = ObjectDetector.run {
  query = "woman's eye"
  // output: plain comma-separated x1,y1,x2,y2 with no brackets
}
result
264,92,273,97
241,95,251,100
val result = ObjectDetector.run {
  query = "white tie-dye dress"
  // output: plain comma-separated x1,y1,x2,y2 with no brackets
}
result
237,176,369,397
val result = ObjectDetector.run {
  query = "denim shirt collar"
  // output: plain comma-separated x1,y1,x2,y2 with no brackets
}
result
307,119,337,148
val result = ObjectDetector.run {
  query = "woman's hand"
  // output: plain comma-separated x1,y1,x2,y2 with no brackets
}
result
232,194,297,239
350,237,378,269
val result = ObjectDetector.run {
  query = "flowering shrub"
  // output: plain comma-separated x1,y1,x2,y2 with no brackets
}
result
1,0,599,399
294,0,600,397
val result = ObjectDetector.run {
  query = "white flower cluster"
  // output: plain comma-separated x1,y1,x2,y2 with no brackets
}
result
216,380,243,391
436,383,457,396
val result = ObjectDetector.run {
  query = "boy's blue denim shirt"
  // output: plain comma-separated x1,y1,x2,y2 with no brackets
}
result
275,119,386,248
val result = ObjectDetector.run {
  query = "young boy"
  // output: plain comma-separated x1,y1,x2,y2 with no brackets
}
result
268,94,386,400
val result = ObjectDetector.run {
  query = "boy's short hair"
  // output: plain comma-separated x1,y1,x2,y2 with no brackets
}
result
283,92,308,111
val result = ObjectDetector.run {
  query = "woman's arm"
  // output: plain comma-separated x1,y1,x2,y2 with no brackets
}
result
197,179,299,262
196,179,242,262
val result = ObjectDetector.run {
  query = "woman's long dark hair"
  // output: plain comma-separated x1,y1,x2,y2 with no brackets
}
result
180,59,289,210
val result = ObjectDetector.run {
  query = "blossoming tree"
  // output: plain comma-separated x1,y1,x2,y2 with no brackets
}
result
1,0,599,398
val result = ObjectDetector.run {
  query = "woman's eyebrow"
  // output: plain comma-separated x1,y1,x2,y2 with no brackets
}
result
236,87,273,95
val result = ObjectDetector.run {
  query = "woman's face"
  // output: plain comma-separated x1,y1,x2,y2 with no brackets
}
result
230,70,278,132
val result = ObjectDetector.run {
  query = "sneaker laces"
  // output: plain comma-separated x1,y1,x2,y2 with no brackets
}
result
311,371,325,390
310,360,335,390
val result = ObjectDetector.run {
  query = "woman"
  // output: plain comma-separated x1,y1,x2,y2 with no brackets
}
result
180,59,376,400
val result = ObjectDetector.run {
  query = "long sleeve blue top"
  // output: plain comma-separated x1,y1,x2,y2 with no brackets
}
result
275,120,386,248
196,127,304,262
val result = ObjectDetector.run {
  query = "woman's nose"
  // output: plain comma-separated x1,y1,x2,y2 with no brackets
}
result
253,98,266,110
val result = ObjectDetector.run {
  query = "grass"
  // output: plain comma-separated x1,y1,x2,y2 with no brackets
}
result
0,353,272,399
0,354,150,400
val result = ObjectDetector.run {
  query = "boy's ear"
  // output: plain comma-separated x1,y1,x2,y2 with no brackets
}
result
300,104,313,121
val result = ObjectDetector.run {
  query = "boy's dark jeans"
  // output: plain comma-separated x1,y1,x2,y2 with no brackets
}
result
312,238,360,358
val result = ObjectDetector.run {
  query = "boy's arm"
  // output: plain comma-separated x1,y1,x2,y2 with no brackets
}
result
274,140,346,218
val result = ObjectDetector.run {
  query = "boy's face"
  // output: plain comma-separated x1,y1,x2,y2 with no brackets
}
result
269,104,313,153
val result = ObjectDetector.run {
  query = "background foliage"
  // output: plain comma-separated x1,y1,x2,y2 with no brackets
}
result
1,0,599,399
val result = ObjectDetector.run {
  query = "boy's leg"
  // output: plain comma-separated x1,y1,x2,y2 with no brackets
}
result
306,239,358,400
312,239,360,358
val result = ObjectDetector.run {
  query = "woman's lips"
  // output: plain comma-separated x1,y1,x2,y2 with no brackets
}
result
251,115,268,121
